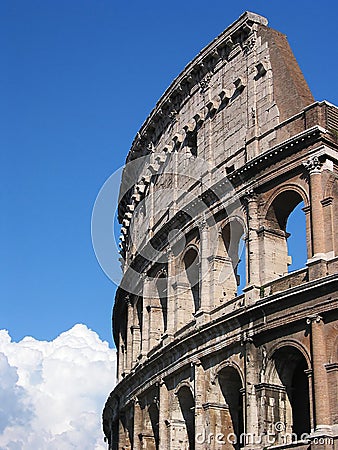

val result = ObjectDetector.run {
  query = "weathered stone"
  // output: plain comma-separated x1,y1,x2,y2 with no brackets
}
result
103,11,338,450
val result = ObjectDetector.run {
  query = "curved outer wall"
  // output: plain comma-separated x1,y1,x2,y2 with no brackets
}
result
104,12,338,450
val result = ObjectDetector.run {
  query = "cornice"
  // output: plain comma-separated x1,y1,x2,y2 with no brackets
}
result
228,126,326,184
116,124,329,283
109,274,338,410
126,12,268,163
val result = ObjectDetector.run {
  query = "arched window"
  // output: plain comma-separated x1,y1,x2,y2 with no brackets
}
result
183,247,200,313
270,346,311,439
177,386,195,450
218,367,244,449
133,296,143,359
136,296,143,338
185,129,197,157
118,304,128,377
286,201,307,271
156,274,168,333
264,190,307,281
148,403,160,450
220,219,246,296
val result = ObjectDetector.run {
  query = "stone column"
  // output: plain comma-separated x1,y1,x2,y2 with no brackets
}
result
321,196,334,258
131,324,141,365
148,304,162,349
197,219,211,322
243,336,259,448
243,190,260,304
165,250,176,339
303,156,326,259
142,277,151,357
325,363,338,427
159,381,169,449
126,297,134,372
307,315,331,435
117,332,123,382
194,360,206,450
305,369,315,432
302,205,312,260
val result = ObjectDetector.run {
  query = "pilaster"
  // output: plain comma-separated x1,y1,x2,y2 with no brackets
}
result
303,156,326,260
306,315,332,436
159,381,169,449
243,190,261,304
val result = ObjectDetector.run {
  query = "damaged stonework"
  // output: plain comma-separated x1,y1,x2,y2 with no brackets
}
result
103,11,338,450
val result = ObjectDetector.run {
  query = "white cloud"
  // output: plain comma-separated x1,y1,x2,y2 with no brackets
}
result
0,324,116,450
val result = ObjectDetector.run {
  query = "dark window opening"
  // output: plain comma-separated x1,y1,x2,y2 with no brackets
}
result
218,367,244,449
186,130,197,157
177,386,195,450
156,275,168,332
273,346,311,439
222,220,246,294
183,248,200,312
148,403,160,450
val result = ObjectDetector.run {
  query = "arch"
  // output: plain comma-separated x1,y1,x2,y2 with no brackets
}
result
155,271,168,333
136,296,143,332
214,360,245,387
265,189,305,232
182,245,200,313
176,385,195,450
217,217,246,297
263,187,308,280
263,183,309,217
133,296,143,361
266,339,311,373
174,380,193,396
217,366,244,449
148,403,160,450
118,303,128,377
266,344,311,439
206,361,245,449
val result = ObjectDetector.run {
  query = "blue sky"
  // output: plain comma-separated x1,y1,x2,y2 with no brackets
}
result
1,1,338,347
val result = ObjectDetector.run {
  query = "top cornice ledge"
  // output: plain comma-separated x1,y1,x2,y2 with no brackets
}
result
126,11,268,163
229,11,268,28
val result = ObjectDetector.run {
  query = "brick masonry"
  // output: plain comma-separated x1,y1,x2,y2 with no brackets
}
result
103,11,338,450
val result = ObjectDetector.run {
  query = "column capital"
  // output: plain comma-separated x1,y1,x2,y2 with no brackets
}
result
303,155,323,174
125,294,133,306
306,314,323,325
243,188,258,202
240,330,254,345
197,217,208,231
190,357,202,367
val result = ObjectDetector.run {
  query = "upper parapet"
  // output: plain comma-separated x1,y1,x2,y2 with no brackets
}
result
118,11,315,226
124,11,312,164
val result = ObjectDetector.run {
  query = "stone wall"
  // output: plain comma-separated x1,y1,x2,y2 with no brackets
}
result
104,11,338,450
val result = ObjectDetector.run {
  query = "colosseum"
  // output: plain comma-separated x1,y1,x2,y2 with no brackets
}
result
103,11,338,450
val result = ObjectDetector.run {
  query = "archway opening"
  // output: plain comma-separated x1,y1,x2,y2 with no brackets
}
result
265,190,307,278
136,296,143,354
218,367,244,449
221,220,246,295
156,274,168,333
177,386,195,450
271,346,311,439
119,304,128,376
183,247,200,313
148,403,160,450
111,419,119,450
286,201,307,272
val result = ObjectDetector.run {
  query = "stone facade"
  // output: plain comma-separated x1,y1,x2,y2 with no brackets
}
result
103,12,338,450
